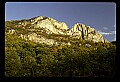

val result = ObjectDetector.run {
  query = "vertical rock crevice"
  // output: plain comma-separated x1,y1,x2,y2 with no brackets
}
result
81,24,85,40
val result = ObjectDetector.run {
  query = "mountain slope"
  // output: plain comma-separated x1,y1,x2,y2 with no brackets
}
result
5,16,116,77
5,16,109,46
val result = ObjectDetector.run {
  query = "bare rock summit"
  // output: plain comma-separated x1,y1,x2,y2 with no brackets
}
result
6,16,109,46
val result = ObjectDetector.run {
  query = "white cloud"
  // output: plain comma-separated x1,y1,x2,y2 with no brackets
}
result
97,30,113,35
103,27,108,30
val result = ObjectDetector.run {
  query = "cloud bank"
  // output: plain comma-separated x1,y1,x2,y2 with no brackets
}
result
103,27,108,30
97,30,116,35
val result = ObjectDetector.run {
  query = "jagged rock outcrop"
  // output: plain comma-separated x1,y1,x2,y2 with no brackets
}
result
19,33,71,46
18,16,69,34
19,33,55,45
67,23,105,42
8,29,15,34
6,16,109,46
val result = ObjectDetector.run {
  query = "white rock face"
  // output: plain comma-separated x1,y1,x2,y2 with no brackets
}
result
31,16,44,24
85,44,91,47
54,22,69,30
36,19,54,30
16,16,108,44
19,33,55,45
32,16,69,34
8,29,15,34
67,23,105,42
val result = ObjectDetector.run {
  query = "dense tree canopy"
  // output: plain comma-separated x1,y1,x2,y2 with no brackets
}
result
5,30,116,77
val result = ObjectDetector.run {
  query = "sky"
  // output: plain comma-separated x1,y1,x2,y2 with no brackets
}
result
5,2,116,41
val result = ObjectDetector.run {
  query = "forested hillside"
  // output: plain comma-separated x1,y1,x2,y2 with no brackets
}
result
5,17,116,77
5,33,116,77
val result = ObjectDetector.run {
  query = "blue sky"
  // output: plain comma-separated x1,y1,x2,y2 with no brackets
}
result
5,2,116,41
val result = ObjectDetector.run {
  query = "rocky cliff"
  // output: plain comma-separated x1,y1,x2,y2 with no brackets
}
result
67,23,105,42
5,16,109,46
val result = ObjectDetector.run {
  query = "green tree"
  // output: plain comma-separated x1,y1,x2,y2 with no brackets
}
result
5,51,22,77
22,56,37,77
107,45,116,76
